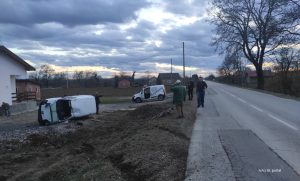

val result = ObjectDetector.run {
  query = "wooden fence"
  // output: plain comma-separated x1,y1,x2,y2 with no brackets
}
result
12,92,37,102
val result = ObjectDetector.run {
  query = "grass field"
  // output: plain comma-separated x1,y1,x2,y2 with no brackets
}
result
100,96,132,104
41,87,142,99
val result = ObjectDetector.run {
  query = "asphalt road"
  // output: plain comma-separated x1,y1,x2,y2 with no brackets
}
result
185,81,300,181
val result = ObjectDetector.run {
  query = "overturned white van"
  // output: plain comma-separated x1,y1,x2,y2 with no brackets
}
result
38,95,97,125
132,85,166,103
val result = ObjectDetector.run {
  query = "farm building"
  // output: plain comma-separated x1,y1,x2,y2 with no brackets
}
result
157,73,181,85
16,79,41,101
118,79,131,88
0,45,35,105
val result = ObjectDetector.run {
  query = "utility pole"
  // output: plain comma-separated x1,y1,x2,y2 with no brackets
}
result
183,42,185,80
66,71,69,89
171,58,173,83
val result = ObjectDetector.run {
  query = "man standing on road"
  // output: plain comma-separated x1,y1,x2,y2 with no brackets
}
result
196,77,208,108
187,80,194,100
171,80,186,118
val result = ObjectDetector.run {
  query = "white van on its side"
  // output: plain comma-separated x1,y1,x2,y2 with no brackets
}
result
38,95,97,125
132,85,166,103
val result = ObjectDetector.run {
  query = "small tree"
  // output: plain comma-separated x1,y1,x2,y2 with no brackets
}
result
273,46,300,93
206,74,216,81
39,64,55,88
73,71,84,87
29,71,41,81
218,51,242,83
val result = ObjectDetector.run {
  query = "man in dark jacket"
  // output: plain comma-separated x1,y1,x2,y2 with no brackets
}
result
196,77,208,108
94,93,102,114
187,80,194,100
1,102,10,117
171,80,186,118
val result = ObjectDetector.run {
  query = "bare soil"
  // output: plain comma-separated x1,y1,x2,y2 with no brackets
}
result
0,100,196,181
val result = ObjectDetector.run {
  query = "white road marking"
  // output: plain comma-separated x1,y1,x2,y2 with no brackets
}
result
237,98,247,103
267,113,298,131
230,94,236,98
219,87,298,131
249,104,264,112
219,89,236,97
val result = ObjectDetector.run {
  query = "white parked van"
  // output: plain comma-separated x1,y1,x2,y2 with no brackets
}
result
38,95,97,125
132,85,166,103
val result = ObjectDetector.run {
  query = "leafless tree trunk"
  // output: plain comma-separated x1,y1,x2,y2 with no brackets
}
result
209,0,300,89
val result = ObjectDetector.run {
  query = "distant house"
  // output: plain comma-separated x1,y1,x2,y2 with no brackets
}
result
0,45,35,105
16,79,41,101
246,70,274,84
118,79,131,88
157,73,181,85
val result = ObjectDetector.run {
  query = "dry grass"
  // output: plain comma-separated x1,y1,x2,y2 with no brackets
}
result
41,87,143,99
0,100,197,181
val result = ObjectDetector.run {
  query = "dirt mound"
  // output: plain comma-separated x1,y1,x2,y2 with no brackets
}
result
0,100,196,181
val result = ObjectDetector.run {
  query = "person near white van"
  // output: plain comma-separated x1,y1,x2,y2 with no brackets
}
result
171,80,186,118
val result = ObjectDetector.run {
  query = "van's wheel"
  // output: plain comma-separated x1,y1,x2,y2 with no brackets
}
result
135,98,142,103
158,95,164,101
39,120,50,126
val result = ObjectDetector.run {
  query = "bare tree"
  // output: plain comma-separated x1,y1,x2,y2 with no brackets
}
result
53,72,67,80
29,71,41,81
218,52,242,83
131,71,136,86
82,71,99,87
73,71,84,87
273,46,300,93
210,0,300,89
291,0,300,7
83,71,98,80
90,71,99,80
118,71,129,78
39,64,55,88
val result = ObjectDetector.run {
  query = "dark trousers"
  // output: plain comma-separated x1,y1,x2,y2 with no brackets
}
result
197,91,205,107
4,109,10,117
188,90,193,100
96,104,99,114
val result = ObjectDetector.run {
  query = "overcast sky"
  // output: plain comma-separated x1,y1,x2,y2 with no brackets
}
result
0,0,222,78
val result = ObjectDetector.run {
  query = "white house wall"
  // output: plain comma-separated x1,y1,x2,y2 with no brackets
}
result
0,53,28,105
10,75,16,93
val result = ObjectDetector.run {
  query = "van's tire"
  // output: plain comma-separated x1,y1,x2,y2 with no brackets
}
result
158,95,164,101
135,98,142,103
39,120,50,126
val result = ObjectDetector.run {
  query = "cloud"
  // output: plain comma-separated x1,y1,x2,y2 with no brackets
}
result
0,0,149,26
0,0,222,78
